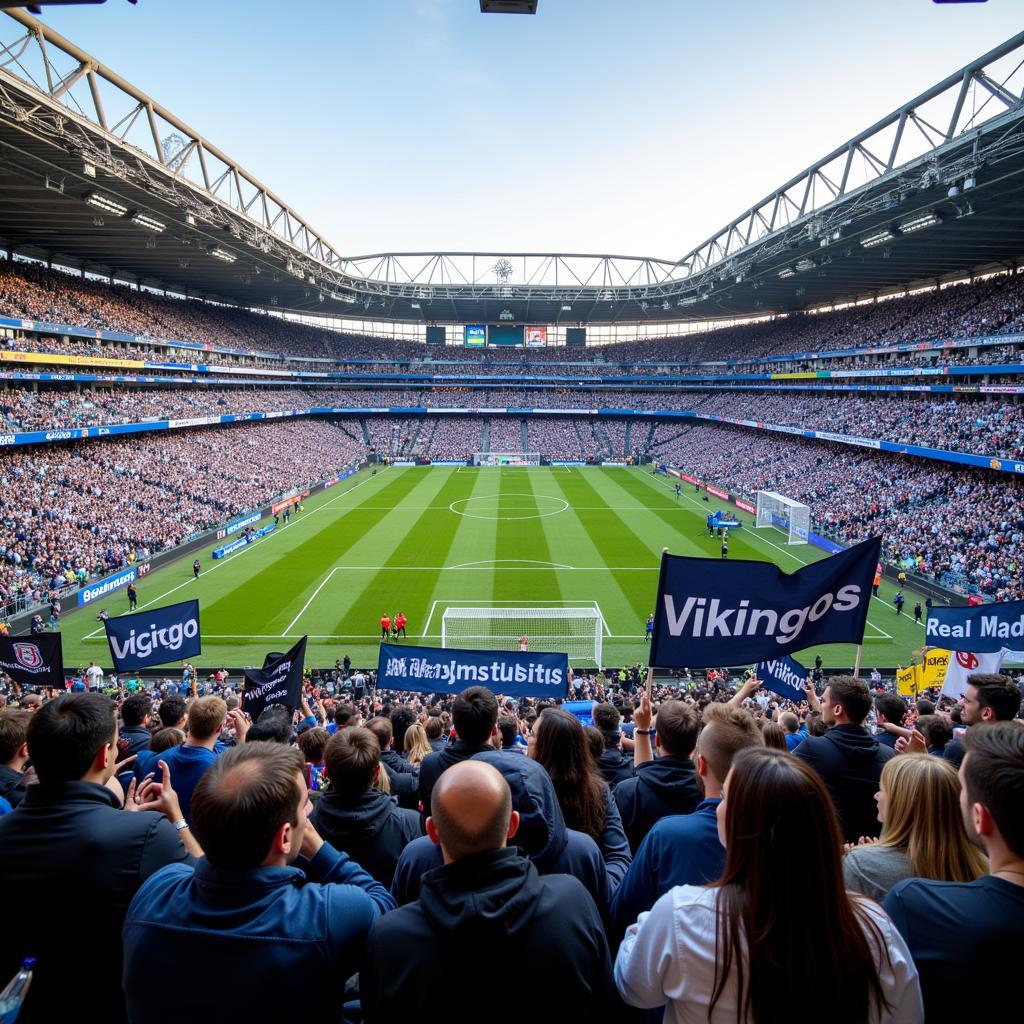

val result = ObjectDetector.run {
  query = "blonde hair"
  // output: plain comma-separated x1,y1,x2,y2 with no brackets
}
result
403,722,432,766
878,753,987,882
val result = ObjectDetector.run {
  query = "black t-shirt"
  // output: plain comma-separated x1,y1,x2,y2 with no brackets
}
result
885,875,1024,1024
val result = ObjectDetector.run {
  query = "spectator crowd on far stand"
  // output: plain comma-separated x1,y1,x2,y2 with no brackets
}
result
1,667,1022,1023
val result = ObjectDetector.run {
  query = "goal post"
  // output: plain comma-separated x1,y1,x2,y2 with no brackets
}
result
755,490,811,545
472,452,540,466
441,606,603,665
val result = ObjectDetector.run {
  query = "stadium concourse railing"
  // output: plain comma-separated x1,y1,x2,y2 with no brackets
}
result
657,464,968,607
2,464,365,634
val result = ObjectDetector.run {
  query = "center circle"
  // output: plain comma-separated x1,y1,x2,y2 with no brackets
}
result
449,493,570,521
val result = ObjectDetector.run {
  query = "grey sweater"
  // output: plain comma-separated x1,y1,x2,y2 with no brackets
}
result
843,843,910,902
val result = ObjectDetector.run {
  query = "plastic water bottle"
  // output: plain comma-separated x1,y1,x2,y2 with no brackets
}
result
0,959,34,1024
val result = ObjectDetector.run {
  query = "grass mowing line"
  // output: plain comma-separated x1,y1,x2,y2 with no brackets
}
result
78,467,391,642
636,470,909,643
282,567,340,637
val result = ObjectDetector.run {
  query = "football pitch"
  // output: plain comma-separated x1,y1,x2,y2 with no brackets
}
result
67,466,928,672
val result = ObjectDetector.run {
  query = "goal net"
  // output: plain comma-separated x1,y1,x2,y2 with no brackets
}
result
472,452,540,466
441,606,603,664
755,490,811,545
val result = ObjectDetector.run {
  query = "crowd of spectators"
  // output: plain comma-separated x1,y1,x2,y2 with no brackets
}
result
651,423,1024,599
0,420,364,616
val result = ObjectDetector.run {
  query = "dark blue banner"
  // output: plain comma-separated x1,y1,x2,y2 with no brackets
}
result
925,600,1024,653
242,636,308,720
104,600,201,672
0,633,64,688
755,655,809,702
376,643,569,698
650,536,881,669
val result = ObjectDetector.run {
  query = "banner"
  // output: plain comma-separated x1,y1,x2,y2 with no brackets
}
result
925,600,1024,653
376,643,569,698
104,600,201,672
919,649,951,690
940,649,1006,700
651,536,881,669
525,325,547,347
242,636,307,720
77,565,139,607
563,700,595,726
755,655,808,702
896,665,919,697
0,633,64,688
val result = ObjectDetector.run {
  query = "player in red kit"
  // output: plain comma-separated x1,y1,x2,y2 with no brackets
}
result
394,612,407,638
380,613,391,639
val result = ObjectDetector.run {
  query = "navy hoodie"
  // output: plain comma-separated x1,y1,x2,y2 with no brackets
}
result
362,847,616,1024
310,788,422,888
612,755,701,854
391,750,615,924
793,724,895,843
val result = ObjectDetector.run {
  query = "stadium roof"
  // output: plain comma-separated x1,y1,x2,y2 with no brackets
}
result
0,9,1023,326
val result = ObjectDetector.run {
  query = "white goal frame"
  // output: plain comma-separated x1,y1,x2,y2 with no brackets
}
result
441,606,602,664
755,490,811,545
472,451,540,466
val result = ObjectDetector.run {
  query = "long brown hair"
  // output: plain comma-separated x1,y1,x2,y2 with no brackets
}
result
531,708,607,842
877,753,987,881
711,747,890,1023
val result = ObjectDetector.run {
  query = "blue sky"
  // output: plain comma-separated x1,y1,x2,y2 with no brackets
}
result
33,0,1024,259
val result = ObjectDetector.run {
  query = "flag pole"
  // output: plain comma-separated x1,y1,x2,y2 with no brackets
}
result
853,644,863,679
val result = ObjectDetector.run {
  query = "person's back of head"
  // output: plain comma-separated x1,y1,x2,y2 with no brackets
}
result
150,727,185,754
452,686,498,746
297,726,329,765
497,715,519,750
877,753,986,882
27,693,116,784
333,704,357,728
120,693,151,729
761,721,788,751
247,705,291,744
969,674,1022,723
187,696,228,742
915,714,952,752
0,710,31,768
424,716,444,742
698,703,763,786
427,759,516,863
583,725,605,763
190,741,307,868
592,702,620,737
365,715,393,752
915,699,936,717
324,727,380,801
653,700,700,757
874,693,906,727
962,721,1024,861
779,711,800,735
158,695,187,728
389,706,417,752
714,747,888,1023
823,676,872,726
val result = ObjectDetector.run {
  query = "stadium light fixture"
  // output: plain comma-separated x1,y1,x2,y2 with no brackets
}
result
410,301,421,309
560,304,572,311
82,162,96,179
898,211,941,234
677,296,698,306
963,175,976,190
130,212,166,233
661,300,671,310
795,258,816,272
85,192,127,216
209,246,237,263
777,267,796,279
860,228,895,249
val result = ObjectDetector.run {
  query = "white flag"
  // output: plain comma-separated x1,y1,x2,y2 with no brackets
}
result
940,649,1007,700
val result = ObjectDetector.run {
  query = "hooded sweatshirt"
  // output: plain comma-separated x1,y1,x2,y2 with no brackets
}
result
390,750,614,922
310,788,422,888
612,755,701,854
793,724,895,843
361,848,615,1024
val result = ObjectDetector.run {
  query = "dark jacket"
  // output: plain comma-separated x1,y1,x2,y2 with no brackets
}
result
391,751,614,923
0,764,26,808
793,724,895,842
380,748,419,810
427,737,447,753
310,788,423,887
123,842,395,1024
0,781,190,1024
362,847,615,1024
597,746,634,787
417,738,493,815
612,755,702,854
118,724,152,759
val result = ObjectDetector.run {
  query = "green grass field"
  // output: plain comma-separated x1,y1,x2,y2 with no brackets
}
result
65,466,929,673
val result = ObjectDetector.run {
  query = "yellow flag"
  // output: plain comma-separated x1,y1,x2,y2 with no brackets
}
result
919,649,951,690
896,665,919,697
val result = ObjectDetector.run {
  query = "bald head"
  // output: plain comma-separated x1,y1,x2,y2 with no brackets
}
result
427,760,516,863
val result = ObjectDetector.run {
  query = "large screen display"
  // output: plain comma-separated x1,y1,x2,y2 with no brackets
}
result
487,324,524,346
426,326,446,346
464,325,486,348
525,325,547,347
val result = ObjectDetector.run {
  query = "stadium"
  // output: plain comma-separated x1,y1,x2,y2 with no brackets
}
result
1,3,1024,1021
